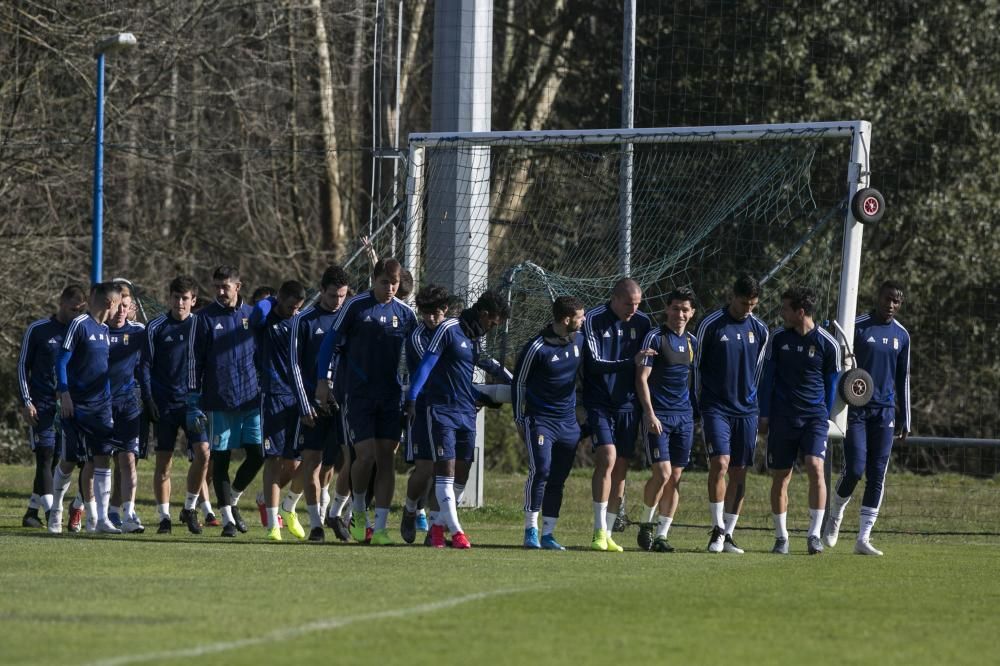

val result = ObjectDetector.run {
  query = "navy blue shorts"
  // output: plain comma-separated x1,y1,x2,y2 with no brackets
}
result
111,398,142,457
702,411,758,467
154,406,209,453
62,401,114,462
296,412,345,468
405,401,432,463
262,395,300,460
766,414,829,470
343,395,403,445
586,407,638,458
523,416,580,451
427,405,476,462
643,411,694,468
28,406,59,451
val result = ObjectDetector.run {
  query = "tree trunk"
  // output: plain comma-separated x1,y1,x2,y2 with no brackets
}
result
312,0,345,257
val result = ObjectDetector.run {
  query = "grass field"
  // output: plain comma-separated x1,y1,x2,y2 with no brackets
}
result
1,463,998,665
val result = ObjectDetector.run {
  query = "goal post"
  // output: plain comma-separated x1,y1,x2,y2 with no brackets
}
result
403,121,874,505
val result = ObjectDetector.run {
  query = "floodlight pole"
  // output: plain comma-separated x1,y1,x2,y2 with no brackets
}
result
618,0,636,277
91,32,136,285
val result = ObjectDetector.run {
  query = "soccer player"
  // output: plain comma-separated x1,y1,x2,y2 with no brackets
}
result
513,296,585,551
400,284,450,544
635,287,698,553
49,282,123,533
18,286,87,528
144,276,212,534
291,266,352,542
253,280,307,541
106,282,149,533
758,286,841,555
695,274,769,553
583,278,653,552
824,281,910,556
189,266,264,537
314,258,416,545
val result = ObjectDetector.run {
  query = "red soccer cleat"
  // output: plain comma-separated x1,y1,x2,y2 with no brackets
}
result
451,532,471,550
204,513,221,527
430,524,446,549
256,498,267,527
68,505,84,533
365,526,373,543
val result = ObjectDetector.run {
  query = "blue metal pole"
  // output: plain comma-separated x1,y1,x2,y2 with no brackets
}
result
91,52,106,285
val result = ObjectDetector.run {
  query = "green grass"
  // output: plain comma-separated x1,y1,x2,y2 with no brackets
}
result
0,463,998,665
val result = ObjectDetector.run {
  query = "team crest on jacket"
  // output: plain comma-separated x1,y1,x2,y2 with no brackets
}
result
893,337,899,349
392,315,399,328
808,345,815,358
242,318,249,330
123,334,129,346
748,331,755,343
537,434,545,446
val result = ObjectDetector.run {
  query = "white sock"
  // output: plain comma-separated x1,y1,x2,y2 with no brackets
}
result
281,491,302,513
454,483,466,506
404,497,419,513
307,504,322,529
858,506,879,542
593,501,608,531
606,510,618,531
344,505,354,524
351,493,367,516
831,492,851,520
28,493,40,510
542,516,558,536
724,512,739,536
374,507,389,531
709,501,724,529
330,493,350,518
158,503,170,520
266,506,279,529
773,512,788,540
86,499,97,527
808,508,825,539
109,504,121,517
221,504,234,526
320,486,331,513
231,490,244,506
73,491,85,509
184,492,199,511
642,503,656,523
525,510,539,530
417,508,427,519
200,500,214,518
656,515,673,538
122,501,135,520
52,467,72,512
428,510,440,527
40,493,54,513
94,469,112,522
435,476,462,534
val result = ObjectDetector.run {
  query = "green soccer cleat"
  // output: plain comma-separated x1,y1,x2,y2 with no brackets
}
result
266,526,282,542
370,528,394,546
349,515,367,543
591,529,609,551
280,509,306,540
605,532,624,553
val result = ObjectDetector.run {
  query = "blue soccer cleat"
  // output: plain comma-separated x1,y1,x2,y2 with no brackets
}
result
414,511,429,532
540,534,566,551
523,527,541,549
108,510,123,529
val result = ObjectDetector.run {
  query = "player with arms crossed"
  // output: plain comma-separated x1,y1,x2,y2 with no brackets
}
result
513,296,585,551
315,258,416,545
824,280,910,556
18,286,87,528
695,274,769,553
635,287,699,553
189,266,264,537
758,286,841,555
49,282,122,533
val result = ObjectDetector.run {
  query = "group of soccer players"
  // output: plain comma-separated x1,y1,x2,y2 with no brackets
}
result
17,259,910,555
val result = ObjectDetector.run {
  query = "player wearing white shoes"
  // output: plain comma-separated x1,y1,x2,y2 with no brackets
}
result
825,281,910,556
635,288,698,553
106,282,148,534
758,287,841,555
49,282,123,534
18,286,87,529
583,279,654,552
695,274,769,554
253,281,307,541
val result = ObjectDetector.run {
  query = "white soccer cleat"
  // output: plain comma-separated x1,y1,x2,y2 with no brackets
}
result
96,520,122,534
854,539,883,557
122,517,145,534
722,534,745,554
707,526,725,553
85,519,98,533
47,510,63,534
823,513,843,548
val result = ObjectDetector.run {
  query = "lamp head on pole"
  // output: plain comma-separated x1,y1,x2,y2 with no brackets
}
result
94,33,137,57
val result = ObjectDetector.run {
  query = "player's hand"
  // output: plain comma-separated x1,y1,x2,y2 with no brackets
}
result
404,400,416,420
757,417,769,436
516,421,525,440
476,394,503,411
143,398,160,423
59,393,74,420
21,403,38,427
896,430,908,445
314,382,332,414
634,348,657,365
643,411,663,436
301,412,316,428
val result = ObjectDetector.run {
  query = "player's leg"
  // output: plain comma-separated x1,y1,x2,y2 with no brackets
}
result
430,414,471,549
650,415,691,553
826,408,867,547
767,417,795,554
301,448,325,540
83,404,119,534
182,436,210,535
208,411,240,536
274,407,306,538
606,411,637,533
588,409,620,550
653,465,684,552
115,402,143,533
401,405,429,543
702,412,732,551
367,398,403,543
855,407,894,556
721,415,757,554
230,408,264,532
49,417,84,533
522,418,552,549
802,418,829,554
539,425,578,551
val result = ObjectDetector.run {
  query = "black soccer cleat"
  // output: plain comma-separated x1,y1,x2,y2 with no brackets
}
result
325,514,350,542
220,522,238,538
400,509,417,544
772,537,789,555
231,506,248,533
636,523,655,551
612,509,628,533
807,535,824,555
308,527,325,542
651,536,675,553
22,509,43,529
157,518,172,534
180,508,202,535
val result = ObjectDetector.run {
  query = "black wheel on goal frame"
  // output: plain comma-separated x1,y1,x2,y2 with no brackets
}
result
839,367,874,407
851,187,885,225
